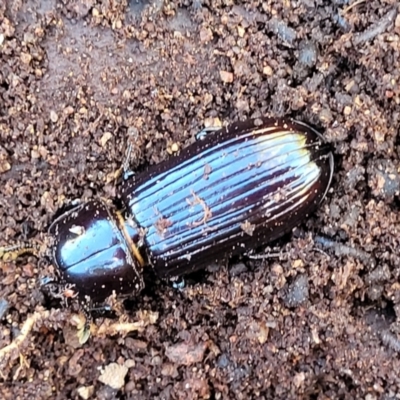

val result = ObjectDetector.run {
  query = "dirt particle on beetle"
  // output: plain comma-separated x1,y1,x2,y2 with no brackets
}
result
240,220,255,236
154,217,173,236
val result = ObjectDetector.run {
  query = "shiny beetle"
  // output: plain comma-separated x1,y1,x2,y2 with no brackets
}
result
45,117,333,305
0,118,324,309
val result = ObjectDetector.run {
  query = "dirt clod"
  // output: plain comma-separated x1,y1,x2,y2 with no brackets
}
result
98,362,129,390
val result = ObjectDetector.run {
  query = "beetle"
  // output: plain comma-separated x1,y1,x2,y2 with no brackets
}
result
2,117,333,308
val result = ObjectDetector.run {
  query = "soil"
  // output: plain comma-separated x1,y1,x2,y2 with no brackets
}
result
1,0,400,399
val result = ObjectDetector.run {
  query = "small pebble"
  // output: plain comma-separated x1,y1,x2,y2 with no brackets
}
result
268,17,297,46
50,110,58,123
77,386,94,400
298,40,318,68
219,70,234,83
283,274,309,308
165,341,208,366
368,159,400,201
229,262,248,276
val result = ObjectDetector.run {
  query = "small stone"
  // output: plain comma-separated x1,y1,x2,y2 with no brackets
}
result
125,381,136,393
368,159,400,201
396,13,400,33
200,27,213,43
0,160,11,173
100,132,113,147
367,284,384,301
298,40,318,68
219,70,234,83
161,363,178,377
77,386,94,400
263,65,273,76
31,149,40,159
165,341,208,366
64,106,74,115
204,117,222,128
171,143,179,152
124,359,135,368
50,110,58,123
283,274,309,308
319,108,333,124
293,372,306,388
343,106,352,116
292,259,304,269
396,13,400,28
20,52,32,64
268,17,297,46
217,354,230,368
230,262,248,276
311,327,321,344
246,320,269,344
366,264,391,284
181,378,210,398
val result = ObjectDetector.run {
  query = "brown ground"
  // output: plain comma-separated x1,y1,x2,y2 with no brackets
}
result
1,0,400,399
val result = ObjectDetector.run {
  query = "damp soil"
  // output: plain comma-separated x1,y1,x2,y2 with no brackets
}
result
1,1,400,399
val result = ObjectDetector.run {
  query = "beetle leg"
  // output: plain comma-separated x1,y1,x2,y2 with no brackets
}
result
89,304,113,316
109,143,136,183
122,143,135,180
195,126,221,141
245,251,282,260
69,198,82,206
0,309,51,369
314,235,375,266
0,242,39,262
170,276,186,290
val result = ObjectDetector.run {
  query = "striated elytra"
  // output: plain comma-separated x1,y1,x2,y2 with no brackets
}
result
49,117,334,304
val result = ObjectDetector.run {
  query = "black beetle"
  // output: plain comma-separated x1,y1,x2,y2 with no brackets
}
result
2,117,333,308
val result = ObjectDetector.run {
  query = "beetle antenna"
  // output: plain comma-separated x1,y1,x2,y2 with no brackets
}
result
0,241,40,262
